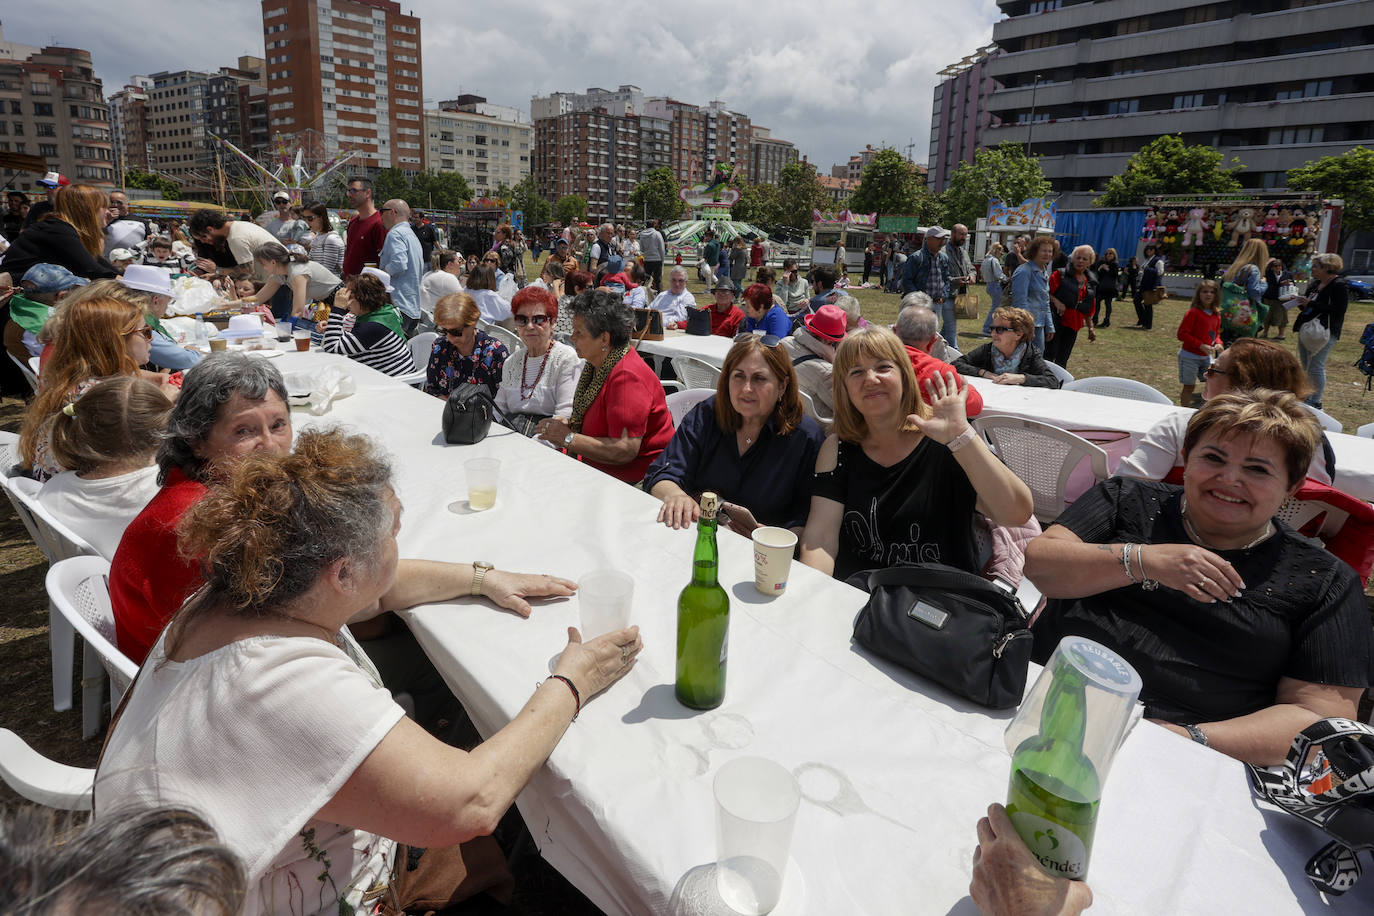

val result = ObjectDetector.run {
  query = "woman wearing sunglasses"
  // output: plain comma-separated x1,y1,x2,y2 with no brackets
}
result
301,202,344,275
426,290,509,398
952,306,1061,388
646,333,824,534
495,287,580,436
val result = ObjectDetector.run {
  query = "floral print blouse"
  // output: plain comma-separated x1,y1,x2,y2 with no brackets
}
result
424,329,509,399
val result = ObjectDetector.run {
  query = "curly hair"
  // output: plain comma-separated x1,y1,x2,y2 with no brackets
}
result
175,429,393,616
346,273,389,313
569,289,633,346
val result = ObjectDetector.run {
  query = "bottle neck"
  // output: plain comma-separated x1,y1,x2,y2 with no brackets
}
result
691,517,719,585
1040,670,1087,749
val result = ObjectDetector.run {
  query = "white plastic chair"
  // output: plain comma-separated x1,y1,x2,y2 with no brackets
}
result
47,556,138,740
4,476,99,717
673,356,721,390
665,388,713,426
1301,403,1342,433
0,728,94,810
973,416,1110,524
481,322,521,355
1357,421,1374,439
1063,376,1173,405
798,390,832,426
8,351,38,394
0,429,21,479
396,331,438,388
1044,361,1074,386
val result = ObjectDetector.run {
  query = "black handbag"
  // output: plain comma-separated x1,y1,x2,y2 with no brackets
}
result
848,564,1032,709
685,307,712,336
442,383,502,445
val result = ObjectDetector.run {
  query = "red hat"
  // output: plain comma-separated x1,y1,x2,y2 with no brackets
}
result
804,305,846,343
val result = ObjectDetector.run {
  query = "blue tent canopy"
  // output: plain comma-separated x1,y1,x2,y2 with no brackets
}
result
1055,209,1147,262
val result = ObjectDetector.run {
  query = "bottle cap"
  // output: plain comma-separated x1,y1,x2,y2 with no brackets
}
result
700,491,720,516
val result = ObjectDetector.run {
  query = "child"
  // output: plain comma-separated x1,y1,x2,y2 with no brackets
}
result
1176,279,1223,407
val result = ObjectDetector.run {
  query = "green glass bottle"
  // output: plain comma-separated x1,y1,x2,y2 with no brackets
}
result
675,492,731,709
1006,663,1101,881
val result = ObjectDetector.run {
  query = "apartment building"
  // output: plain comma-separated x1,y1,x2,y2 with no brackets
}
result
425,100,533,198
261,0,424,172
109,77,153,176
983,0,1374,207
534,109,645,222
750,127,799,186
0,43,114,189
531,85,644,121
927,46,1001,193
641,97,707,185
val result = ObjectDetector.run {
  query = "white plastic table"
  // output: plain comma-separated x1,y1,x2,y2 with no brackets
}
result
274,353,1373,915
636,331,736,370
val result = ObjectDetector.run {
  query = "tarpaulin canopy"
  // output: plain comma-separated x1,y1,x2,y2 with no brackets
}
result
1054,209,1147,261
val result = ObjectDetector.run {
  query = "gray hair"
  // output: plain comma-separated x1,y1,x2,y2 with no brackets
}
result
895,303,940,346
669,265,688,280
157,353,289,484
0,804,244,915
835,294,862,327
569,289,634,347
599,222,614,235
900,291,934,312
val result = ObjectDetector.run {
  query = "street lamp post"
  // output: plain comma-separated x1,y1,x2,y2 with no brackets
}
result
1025,73,1043,157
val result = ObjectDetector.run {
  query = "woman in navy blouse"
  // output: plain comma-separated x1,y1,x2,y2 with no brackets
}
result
741,282,791,337
645,334,825,535
425,291,509,399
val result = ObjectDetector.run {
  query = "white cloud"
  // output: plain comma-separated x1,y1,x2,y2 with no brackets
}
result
2,0,1001,173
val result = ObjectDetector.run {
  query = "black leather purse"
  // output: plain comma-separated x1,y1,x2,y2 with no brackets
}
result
848,564,1032,709
685,307,712,336
442,384,503,445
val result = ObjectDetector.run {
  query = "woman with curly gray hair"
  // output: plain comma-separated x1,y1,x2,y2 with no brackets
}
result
96,429,642,916
536,289,674,483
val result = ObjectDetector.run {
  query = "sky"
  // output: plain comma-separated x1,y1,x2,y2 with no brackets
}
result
1,0,1002,172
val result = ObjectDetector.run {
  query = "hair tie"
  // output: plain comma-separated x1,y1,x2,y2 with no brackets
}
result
62,403,76,417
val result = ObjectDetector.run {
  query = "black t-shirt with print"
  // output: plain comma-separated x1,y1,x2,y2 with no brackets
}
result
1032,478,1374,724
812,436,978,582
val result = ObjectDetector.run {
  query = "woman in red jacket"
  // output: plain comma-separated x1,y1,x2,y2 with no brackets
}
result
1176,279,1223,407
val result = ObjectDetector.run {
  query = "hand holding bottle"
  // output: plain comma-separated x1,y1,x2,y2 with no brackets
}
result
972,804,1094,916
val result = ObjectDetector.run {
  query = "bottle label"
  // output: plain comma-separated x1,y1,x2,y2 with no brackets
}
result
1008,810,1088,880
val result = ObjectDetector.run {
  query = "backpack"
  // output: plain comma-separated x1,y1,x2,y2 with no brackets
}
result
1355,322,1374,391
1220,272,1266,337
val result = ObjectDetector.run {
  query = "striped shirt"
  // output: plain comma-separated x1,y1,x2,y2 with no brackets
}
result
309,231,345,275
321,309,415,377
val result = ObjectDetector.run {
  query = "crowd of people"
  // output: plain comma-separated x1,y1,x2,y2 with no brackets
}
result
0,176,1370,915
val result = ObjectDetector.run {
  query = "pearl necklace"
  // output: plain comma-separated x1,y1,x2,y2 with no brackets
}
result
520,347,551,400
1181,495,1274,551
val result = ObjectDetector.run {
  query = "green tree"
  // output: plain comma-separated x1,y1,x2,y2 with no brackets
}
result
1287,146,1374,249
412,171,472,211
940,142,1050,228
123,168,181,200
553,194,588,226
507,175,552,227
776,161,828,229
628,167,684,224
849,147,940,220
732,182,783,226
1095,134,1242,207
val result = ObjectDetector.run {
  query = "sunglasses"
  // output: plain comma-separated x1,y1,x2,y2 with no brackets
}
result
130,326,154,340
513,314,551,327
483,257,499,264
436,325,469,337
735,332,781,348
379,207,393,213
988,326,1014,334
1205,364,1228,377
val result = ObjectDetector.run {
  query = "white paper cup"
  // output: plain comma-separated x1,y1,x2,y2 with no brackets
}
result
714,756,800,915
464,457,500,511
752,527,798,596
577,569,634,639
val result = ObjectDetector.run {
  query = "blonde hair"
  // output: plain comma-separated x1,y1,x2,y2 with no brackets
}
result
434,291,481,328
1182,389,1320,488
830,326,927,443
1312,252,1343,274
990,306,1035,344
47,376,173,474
40,279,156,345
1223,237,1270,284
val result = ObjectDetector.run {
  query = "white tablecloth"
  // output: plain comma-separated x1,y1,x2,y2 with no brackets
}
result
272,350,1373,915
636,331,735,368
969,377,1374,504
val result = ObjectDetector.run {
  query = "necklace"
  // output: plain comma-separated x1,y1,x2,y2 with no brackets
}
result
520,347,552,399
1180,495,1274,551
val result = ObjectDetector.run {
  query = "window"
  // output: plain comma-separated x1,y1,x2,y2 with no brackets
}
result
1267,126,1325,144
39,143,58,157
12,122,22,135
1106,99,1139,115
1172,94,1204,109
33,102,53,116
8,101,18,114
35,122,56,136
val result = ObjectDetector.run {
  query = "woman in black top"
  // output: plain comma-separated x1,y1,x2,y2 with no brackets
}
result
1026,390,1372,766
1043,244,1097,368
800,327,1032,581
0,184,117,282
1291,253,1348,409
1092,248,1119,328
954,307,1061,388
1259,257,1291,340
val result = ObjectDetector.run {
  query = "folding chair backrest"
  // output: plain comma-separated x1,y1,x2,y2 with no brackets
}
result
974,416,1110,524
1063,376,1173,405
665,388,713,427
408,331,438,369
1045,361,1074,386
7,352,39,394
674,356,721,390
1301,403,1343,433
46,555,137,697
3,475,52,559
0,728,94,810
4,476,97,563
0,429,20,478
482,323,521,355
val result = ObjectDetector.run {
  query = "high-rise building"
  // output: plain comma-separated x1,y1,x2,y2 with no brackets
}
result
984,0,1374,208
642,97,707,185
531,85,644,121
425,98,533,198
109,77,154,177
749,127,799,187
927,45,1000,193
534,109,641,222
0,43,114,189
261,0,424,173
640,115,672,178
146,61,264,194
702,101,751,182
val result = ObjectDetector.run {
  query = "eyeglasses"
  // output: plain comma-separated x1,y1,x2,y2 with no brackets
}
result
513,314,551,327
436,325,468,337
345,187,365,195
735,332,782,348
988,326,1014,334
129,326,154,340
379,207,393,213
1205,364,1228,377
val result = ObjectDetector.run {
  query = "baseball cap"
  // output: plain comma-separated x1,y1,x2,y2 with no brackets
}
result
36,172,69,189
108,248,138,263
925,225,950,239
360,266,395,292
119,264,174,297
22,263,88,293
272,190,290,202
803,305,847,343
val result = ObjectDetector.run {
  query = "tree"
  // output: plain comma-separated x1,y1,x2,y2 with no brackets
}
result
366,169,472,212
848,148,939,221
123,168,181,200
553,194,587,226
732,182,783,227
1095,134,1242,207
1287,146,1374,249
628,167,684,223
776,161,828,229
939,142,1050,229
507,175,552,227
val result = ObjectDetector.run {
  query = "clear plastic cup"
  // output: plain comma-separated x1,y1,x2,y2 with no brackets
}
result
714,756,800,915
577,569,633,638
751,526,798,596
464,457,500,511
293,328,312,351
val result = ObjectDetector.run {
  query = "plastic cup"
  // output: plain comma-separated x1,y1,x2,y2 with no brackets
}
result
464,457,500,511
714,756,800,915
752,527,798,596
293,329,312,351
577,569,633,638
208,337,227,352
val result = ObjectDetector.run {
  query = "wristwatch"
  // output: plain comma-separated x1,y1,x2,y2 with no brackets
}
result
471,561,494,597
1182,723,1209,747
563,431,575,449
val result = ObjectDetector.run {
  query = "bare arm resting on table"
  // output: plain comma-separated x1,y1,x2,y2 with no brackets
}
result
347,558,577,622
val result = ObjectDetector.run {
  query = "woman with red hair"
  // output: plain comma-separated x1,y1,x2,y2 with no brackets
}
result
495,286,582,437
740,282,790,337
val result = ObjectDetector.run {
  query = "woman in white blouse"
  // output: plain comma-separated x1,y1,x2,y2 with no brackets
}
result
495,286,581,437
37,375,171,560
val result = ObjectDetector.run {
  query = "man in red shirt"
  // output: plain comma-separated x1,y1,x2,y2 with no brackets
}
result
342,176,386,278
708,276,744,336
894,299,983,418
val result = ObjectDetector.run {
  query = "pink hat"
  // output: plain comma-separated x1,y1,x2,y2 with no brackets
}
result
803,305,846,343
